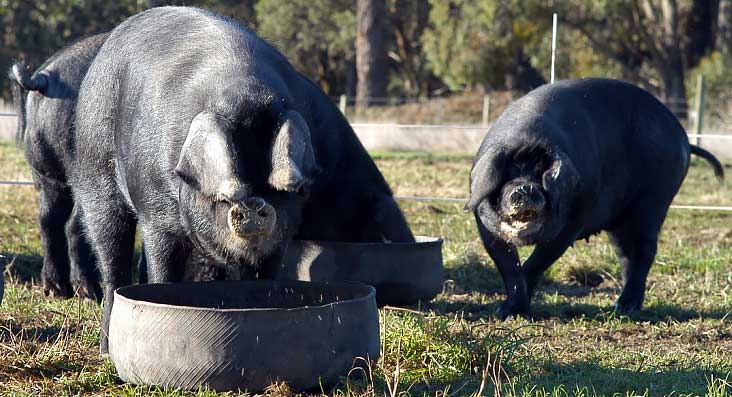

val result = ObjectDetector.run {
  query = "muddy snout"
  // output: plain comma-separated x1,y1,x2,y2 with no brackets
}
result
501,182,546,221
227,197,277,239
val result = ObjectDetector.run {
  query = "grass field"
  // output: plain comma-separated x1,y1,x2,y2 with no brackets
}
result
2,140,732,396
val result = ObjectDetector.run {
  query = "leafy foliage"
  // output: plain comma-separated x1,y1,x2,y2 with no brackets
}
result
0,1,729,105
687,51,732,129
256,0,356,95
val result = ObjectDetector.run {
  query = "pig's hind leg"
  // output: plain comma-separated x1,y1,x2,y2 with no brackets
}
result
34,173,74,298
74,177,136,354
65,201,102,301
608,198,669,315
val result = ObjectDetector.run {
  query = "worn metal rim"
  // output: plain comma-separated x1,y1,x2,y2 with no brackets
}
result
290,235,442,247
113,280,376,313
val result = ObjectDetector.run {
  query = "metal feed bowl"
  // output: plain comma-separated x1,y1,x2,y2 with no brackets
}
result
279,236,444,306
108,280,379,392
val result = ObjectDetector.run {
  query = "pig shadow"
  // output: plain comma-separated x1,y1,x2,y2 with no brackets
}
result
0,251,43,284
0,250,144,285
425,261,731,323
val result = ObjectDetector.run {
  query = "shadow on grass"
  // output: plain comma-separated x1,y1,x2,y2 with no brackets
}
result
0,317,77,344
0,319,92,382
0,250,145,285
1,251,42,284
518,361,730,396
433,261,732,324
428,295,732,324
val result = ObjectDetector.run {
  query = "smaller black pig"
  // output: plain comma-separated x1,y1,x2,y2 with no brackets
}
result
466,78,723,319
8,34,109,299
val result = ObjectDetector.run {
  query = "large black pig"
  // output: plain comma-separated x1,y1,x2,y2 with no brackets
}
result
71,7,413,352
9,34,109,300
466,78,723,319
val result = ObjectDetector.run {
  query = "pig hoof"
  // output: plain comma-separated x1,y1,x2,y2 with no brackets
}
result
42,278,72,299
496,300,532,321
72,278,101,301
614,299,642,316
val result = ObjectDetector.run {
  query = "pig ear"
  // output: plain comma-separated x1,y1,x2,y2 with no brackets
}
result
541,151,580,200
268,110,317,192
174,112,240,197
464,149,508,211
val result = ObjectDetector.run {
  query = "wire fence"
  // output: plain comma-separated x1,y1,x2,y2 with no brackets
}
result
2,102,732,211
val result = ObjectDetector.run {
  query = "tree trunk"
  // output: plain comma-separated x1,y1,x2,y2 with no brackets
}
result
658,0,689,119
685,0,718,67
658,61,688,119
504,47,547,93
356,0,387,110
719,0,732,55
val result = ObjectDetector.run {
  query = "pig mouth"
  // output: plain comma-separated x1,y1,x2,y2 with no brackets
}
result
498,210,543,240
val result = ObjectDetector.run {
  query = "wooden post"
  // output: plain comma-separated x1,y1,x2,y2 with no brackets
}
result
693,75,705,146
339,94,348,117
435,98,444,124
482,95,491,126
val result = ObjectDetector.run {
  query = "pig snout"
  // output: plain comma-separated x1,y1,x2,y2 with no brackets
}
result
501,182,546,219
227,197,277,239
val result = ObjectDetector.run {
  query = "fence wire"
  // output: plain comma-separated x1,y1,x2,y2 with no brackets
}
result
2,112,732,212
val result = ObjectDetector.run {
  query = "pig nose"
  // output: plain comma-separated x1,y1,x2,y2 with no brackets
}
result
242,197,266,212
228,199,277,239
510,184,545,210
509,186,528,205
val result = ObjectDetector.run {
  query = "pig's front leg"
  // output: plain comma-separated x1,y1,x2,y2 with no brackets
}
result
139,221,190,284
474,212,530,319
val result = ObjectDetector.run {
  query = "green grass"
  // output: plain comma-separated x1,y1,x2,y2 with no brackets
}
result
2,140,732,396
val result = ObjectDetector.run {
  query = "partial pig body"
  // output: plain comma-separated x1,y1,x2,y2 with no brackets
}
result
71,7,412,352
467,78,723,319
9,34,109,300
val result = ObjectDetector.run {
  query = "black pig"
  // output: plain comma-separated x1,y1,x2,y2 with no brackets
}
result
9,34,109,300
466,78,723,319
70,7,413,352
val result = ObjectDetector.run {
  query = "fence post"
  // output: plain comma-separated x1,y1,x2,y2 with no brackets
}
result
435,98,444,124
693,75,705,146
339,94,347,117
482,94,491,126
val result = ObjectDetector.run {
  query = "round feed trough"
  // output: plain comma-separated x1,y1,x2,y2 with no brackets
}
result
108,280,379,392
279,236,444,306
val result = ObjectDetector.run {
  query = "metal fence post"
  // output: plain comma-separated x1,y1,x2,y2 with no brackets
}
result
693,75,705,146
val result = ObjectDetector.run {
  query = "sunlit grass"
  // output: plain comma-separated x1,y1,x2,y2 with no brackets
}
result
2,142,732,396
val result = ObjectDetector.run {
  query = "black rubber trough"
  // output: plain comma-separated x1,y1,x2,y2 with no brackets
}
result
108,280,379,392
278,236,444,306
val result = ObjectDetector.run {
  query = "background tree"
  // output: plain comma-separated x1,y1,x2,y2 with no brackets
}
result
356,0,388,108
421,0,547,93
384,0,438,96
1,0,730,116
256,0,355,95
544,0,722,118
0,0,144,99
718,0,732,54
